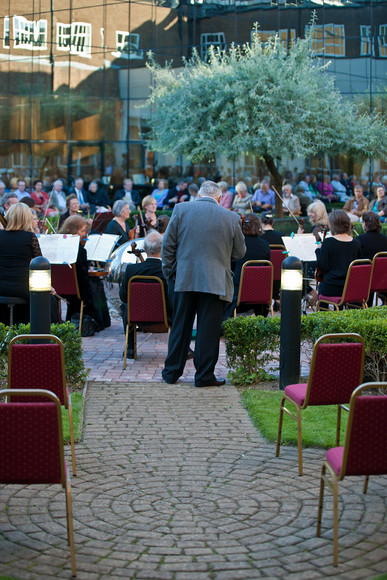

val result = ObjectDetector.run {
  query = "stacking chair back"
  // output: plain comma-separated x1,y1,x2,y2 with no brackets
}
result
7,334,77,476
123,275,169,368
317,382,387,566
276,333,365,476
236,260,274,316
51,264,84,333
0,389,76,576
370,252,387,304
317,259,372,310
269,245,286,282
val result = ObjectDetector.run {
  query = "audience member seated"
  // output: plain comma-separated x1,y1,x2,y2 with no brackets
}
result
59,215,110,331
49,179,67,215
58,194,82,231
251,180,275,213
340,172,353,197
113,178,141,209
282,184,300,216
0,203,42,324
331,174,350,202
163,179,189,208
232,181,253,214
357,211,387,260
223,214,271,320
152,179,169,208
343,184,369,223
139,196,157,236
188,183,199,202
297,174,314,201
69,177,90,211
86,180,110,213
14,179,30,201
317,175,339,203
369,186,387,223
105,200,132,247
315,209,361,300
30,179,50,213
119,230,170,359
0,180,5,199
0,192,18,217
218,181,233,209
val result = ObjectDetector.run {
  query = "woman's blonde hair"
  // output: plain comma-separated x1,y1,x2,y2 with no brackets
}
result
307,200,328,227
235,181,248,195
5,202,34,232
59,214,87,234
142,195,156,210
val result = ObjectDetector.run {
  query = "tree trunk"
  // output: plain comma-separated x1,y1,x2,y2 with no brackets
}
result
263,154,283,218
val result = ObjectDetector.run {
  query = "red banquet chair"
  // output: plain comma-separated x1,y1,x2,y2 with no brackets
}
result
235,260,274,317
123,275,169,369
316,259,372,311
0,389,77,577
316,382,387,566
7,334,77,476
370,251,387,305
51,264,84,334
269,244,286,284
276,333,365,476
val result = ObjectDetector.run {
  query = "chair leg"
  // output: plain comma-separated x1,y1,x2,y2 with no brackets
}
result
333,475,339,566
79,301,84,335
363,475,369,494
123,323,129,370
133,326,137,360
316,463,326,537
65,475,77,577
296,406,303,476
68,404,77,477
336,405,342,447
275,396,286,458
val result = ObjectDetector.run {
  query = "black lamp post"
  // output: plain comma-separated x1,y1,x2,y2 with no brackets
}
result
279,256,303,390
29,256,51,335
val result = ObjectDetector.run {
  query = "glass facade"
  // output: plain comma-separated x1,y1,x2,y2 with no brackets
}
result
0,0,386,186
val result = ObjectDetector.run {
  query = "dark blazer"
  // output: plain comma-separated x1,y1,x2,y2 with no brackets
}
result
113,188,141,206
357,231,387,260
86,188,110,212
119,257,170,316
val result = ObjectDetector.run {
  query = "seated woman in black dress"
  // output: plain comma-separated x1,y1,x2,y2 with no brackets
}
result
316,209,361,299
59,215,110,331
0,202,42,324
105,200,132,247
224,214,271,320
357,211,387,260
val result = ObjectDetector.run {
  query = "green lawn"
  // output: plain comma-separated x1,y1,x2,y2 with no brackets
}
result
242,390,348,449
62,392,84,444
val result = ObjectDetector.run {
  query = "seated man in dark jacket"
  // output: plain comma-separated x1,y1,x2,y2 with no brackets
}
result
119,230,170,358
113,178,141,209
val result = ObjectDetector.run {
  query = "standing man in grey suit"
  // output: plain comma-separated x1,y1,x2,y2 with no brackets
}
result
162,180,246,387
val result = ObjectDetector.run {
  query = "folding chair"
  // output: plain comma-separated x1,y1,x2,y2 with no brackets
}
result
51,264,84,334
7,334,77,476
270,244,286,309
316,382,387,566
276,333,365,476
316,259,372,311
123,275,169,369
235,260,274,317
0,389,76,577
370,252,387,305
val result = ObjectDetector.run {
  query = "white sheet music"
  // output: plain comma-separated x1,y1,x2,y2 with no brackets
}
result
85,234,120,262
37,234,80,265
282,234,320,262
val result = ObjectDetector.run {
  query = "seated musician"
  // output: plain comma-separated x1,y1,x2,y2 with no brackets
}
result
139,196,157,237
105,200,133,247
59,215,110,331
119,230,171,359
315,209,360,299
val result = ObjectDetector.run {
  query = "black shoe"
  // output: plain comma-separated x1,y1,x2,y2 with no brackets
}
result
195,378,226,388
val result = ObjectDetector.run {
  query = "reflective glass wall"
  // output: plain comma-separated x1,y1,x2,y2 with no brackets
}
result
0,0,385,186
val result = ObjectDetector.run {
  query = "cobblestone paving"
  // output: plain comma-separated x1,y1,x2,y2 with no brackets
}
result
0,319,386,579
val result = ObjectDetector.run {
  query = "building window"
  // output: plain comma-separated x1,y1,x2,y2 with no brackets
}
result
251,29,296,50
200,32,226,60
360,25,372,56
112,32,143,59
56,22,92,58
306,24,345,57
3,17,10,48
13,16,47,50
378,25,387,57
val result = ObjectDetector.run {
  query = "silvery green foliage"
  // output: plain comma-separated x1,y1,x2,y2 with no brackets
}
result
145,28,387,163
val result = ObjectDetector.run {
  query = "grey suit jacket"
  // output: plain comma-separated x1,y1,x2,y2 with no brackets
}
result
162,196,246,302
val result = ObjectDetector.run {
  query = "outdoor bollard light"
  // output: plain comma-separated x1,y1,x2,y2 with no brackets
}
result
29,256,51,335
279,255,303,391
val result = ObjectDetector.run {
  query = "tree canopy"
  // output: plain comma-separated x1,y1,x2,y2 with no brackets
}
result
144,26,387,213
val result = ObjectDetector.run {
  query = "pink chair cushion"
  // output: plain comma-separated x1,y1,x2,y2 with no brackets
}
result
318,295,341,304
326,446,344,476
284,383,308,406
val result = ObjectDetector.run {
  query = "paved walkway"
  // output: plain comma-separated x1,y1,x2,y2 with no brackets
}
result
0,316,386,579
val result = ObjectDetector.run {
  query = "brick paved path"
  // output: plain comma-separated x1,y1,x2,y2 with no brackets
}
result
0,318,386,579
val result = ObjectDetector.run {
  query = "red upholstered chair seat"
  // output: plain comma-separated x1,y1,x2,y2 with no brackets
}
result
284,383,307,406
326,446,344,476
318,295,341,304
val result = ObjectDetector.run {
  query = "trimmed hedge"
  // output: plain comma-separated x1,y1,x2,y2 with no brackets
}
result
224,306,387,385
0,322,88,390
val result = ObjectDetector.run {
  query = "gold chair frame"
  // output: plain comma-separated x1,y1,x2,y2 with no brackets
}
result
316,259,372,311
276,333,365,476
316,382,387,566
